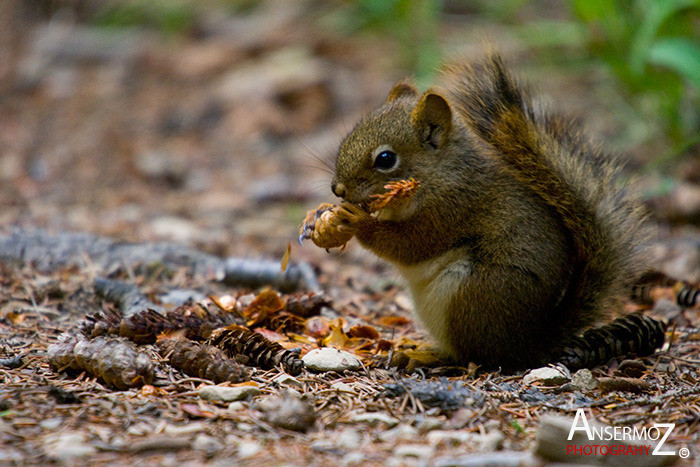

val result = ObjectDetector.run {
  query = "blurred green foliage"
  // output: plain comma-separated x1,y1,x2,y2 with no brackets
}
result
90,0,698,164
93,0,196,36
343,0,441,87
572,0,700,164
348,0,699,164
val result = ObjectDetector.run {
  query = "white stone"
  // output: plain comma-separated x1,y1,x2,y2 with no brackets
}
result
163,422,206,436
378,424,419,443
571,368,598,391
302,348,361,372
236,422,254,432
427,430,472,446
273,373,303,388
337,429,362,450
475,431,504,451
351,412,399,428
341,451,366,466
237,441,262,459
227,401,247,412
44,432,96,460
415,417,444,433
523,366,570,386
126,422,151,436
199,384,260,402
39,418,64,431
393,444,434,458
192,434,222,452
330,381,354,392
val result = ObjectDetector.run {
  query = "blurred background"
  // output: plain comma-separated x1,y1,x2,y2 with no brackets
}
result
1,0,699,280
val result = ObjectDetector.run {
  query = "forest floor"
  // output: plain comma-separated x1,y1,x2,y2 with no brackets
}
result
0,1,698,465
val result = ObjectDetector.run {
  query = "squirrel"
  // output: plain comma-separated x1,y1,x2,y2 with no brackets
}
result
301,54,666,370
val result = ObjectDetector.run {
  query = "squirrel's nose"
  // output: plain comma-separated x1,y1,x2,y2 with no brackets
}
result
331,182,346,198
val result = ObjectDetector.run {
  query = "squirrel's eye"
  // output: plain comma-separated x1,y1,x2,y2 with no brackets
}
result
373,149,399,172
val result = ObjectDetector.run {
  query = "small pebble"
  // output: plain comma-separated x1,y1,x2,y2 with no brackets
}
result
415,417,444,433
341,451,365,466
227,402,246,412
379,424,418,443
330,381,354,392
337,429,362,450
257,392,316,432
162,423,206,436
192,434,222,453
39,418,64,431
427,430,472,446
523,366,570,386
571,368,598,391
302,348,361,372
126,422,152,436
273,374,303,388
393,443,434,459
474,431,503,451
237,441,262,459
199,384,260,402
44,432,96,460
351,412,399,428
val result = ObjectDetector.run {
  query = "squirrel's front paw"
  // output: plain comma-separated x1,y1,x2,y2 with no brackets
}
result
299,202,365,250
334,202,371,230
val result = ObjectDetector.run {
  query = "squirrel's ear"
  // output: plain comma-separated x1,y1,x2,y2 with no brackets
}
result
410,91,452,149
386,81,418,102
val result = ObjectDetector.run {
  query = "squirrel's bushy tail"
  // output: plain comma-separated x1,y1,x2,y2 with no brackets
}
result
448,54,651,334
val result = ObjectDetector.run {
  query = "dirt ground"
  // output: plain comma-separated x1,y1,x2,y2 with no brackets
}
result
0,1,699,465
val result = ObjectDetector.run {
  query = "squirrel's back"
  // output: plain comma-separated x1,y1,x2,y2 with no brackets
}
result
446,55,651,337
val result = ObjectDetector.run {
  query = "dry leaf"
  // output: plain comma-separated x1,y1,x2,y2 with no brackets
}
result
281,241,291,272
244,290,285,328
376,339,393,352
244,290,284,318
377,316,411,327
321,318,350,349
6,312,24,325
210,294,238,312
347,324,380,339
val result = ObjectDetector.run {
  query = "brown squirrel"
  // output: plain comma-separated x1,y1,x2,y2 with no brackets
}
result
301,54,666,370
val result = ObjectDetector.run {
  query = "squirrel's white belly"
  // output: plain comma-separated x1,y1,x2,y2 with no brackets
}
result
394,250,472,353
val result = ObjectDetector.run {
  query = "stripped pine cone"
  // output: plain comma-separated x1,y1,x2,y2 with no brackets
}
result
81,303,239,344
368,178,420,212
157,338,249,384
208,325,303,375
47,333,154,390
558,314,667,370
